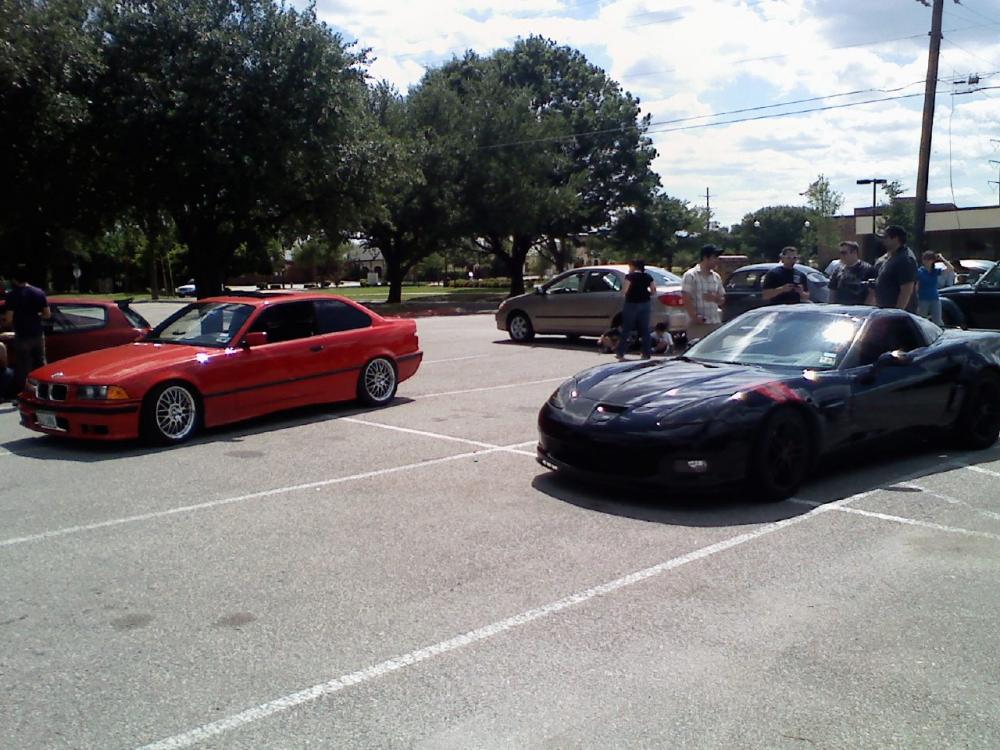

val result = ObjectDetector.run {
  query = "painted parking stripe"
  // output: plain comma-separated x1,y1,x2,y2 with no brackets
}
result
417,377,565,399
904,483,1000,522
341,418,537,457
828,505,1000,542
422,355,489,364
0,444,528,549
136,496,853,750
961,463,1000,479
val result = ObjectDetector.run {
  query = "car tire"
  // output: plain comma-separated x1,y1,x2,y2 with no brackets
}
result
358,357,398,407
749,408,812,502
142,382,201,445
507,312,535,342
954,372,1000,450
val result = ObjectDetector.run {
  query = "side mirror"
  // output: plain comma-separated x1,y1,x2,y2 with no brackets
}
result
241,331,268,348
859,349,910,383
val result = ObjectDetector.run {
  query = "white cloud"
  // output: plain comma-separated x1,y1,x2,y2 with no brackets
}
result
311,0,1000,224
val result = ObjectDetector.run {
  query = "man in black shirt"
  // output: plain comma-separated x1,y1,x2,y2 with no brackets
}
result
762,246,810,305
2,265,51,392
828,241,876,305
874,226,917,310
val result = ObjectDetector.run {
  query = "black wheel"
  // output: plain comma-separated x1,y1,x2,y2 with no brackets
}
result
142,382,201,444
954,373,1000,450
358,357,398,407
749,409,812,502
507,312,535,342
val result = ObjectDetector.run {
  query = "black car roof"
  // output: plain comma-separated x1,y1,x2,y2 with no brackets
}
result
733,262,828,276
739,304,893,320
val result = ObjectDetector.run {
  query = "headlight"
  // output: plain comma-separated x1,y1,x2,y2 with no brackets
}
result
77,385,130,400
548,379,580,410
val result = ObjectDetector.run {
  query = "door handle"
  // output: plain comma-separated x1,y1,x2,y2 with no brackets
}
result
309,345,325,352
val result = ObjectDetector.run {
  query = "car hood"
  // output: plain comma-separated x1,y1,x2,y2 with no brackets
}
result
577,359,794,414
30,342,217,383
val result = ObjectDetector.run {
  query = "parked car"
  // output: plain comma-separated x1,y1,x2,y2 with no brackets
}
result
496,265,688,344
175,281,197,297
954,259,996,286
722,263,830,322
16,292,421,444
537,305,1000,501
0,297,150,366
940,261,1000,329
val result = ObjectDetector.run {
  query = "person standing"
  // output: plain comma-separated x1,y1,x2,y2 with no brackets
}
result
616,259,657,361
827,241,876,305
682,244,725,343
916,251,953,325
874,225,918,310
3,266,51,392
762,247,810,305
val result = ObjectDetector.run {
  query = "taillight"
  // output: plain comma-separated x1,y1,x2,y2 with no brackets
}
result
658,291,685,307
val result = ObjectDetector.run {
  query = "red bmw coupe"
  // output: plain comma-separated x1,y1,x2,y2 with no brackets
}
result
16,293,422,443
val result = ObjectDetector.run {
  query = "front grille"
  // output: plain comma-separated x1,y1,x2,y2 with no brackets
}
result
35,382,67,401
547,439,660,478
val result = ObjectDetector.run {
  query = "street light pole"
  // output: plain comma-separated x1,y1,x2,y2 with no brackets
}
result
856,178,887,235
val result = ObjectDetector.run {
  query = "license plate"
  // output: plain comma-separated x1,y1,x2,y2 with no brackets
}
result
36,411,61,430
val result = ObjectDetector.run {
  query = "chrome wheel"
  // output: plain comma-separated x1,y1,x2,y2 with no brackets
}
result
360,358,397,405
154,385,197,441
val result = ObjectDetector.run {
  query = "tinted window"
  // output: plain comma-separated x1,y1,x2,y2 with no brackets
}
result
725,271,763,291
853,316,924,367
687,309,860,369
49,304,107,333
315,299,372,333
149,303,254,347
249,301,316,343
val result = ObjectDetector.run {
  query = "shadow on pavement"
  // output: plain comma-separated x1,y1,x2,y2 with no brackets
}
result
532,436,1000,529
0,398,415,463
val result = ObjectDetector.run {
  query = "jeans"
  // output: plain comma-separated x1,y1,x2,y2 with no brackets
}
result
617,301,651,358
13,335,46,393
916,298,942,326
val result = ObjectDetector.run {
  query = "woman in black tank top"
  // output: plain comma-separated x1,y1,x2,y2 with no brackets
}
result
617,259,657,360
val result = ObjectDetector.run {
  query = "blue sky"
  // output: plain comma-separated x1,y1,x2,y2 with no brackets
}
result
308,0,1000,224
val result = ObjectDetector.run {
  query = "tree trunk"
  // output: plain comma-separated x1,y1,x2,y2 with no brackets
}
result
385,245,405,304
148,252,160,300
508,234,533,297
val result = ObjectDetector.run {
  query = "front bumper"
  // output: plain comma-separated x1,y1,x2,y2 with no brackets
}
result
17,395,142,440
537,402,751,489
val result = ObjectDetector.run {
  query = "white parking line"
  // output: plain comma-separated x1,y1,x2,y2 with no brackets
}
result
417,377,565,400
961,463,1000,479
135,494,855,750
341,418,537,457
830,505,1000,542
904,483,1000,522
0,443,527,549
423,355,489,364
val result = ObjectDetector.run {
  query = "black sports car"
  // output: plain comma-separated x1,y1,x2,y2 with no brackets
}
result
537,305,1000,501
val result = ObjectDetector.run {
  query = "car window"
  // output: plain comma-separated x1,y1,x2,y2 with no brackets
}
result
249,301,317,343
315,299,372,333
725,271,762,291
976,264,1000,290
48,304,108,333
148,303,255,347
583,271,621,293
120,305,150,329
687,309,859,369
647,267,681,285
547,273,584,294
853,316,924,367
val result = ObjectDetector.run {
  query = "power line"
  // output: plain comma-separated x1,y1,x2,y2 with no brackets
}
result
954,0,1000,26
943,35,1000,68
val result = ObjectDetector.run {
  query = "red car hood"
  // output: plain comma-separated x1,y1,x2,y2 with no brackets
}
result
30,342,214,383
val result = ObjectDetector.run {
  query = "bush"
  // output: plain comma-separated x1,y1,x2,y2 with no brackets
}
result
448,277,511,288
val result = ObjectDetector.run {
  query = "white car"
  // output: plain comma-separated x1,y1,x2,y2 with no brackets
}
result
175,282,197,297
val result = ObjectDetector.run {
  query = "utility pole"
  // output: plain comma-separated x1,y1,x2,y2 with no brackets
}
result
704,187,713,232
990,160,1000,205
913,0,947,253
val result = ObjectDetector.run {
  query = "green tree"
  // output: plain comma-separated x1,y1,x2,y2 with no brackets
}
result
735,205,813,260
802,174,844,257
879,179,914,237
0,0,109,280
611,192,701,268
428,37,658,296
92,0,376,297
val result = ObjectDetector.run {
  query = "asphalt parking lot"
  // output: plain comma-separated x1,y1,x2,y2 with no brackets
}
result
3,305,1000,749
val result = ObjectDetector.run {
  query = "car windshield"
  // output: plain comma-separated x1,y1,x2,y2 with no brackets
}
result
686,309,860,369
147,303,254,347
647,267,681,285
976,263,1000,290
